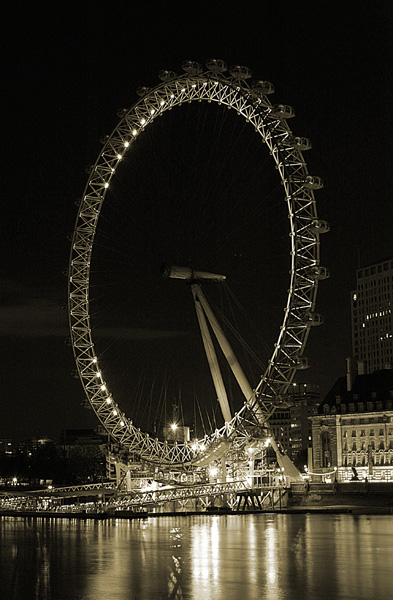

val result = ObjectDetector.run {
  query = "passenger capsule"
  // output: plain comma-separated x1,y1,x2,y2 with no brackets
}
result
229,65,252,79
281,135,312,151
303,175,324,189
303,312,323,326
293,356,309,369
307,265,330,280
181,60,203,75
271,104,295,119
205,58,227,72
309,219,330,234
158,70,178,82
274,395,293,408
136,86,151,97
251,80,275,95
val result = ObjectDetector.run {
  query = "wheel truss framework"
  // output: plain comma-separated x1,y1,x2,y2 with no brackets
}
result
68,59,328,466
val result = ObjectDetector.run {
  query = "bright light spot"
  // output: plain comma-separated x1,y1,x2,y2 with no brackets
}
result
120,420,125,426
170,94,174,99
160,100,165,106
48,485,53,490
92,357,97,363
210,467,218,477
191,443,198,452
171,423,178,431
124,140,130,147
140,118,146,125
265,438,271,446
106,397,112,404
100,384,107,391
192,84,196,88
181,88,186,92
199,443,206,452
117,154,122,160
104,182,109,188
150,109,155,115
96,371,101,378
113,409,118,416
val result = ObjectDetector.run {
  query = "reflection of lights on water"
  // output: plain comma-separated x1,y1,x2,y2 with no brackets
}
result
247,518,258,584
211,517,219,560
168,528,183,597
191,517,220,584
266,525,277,586
170,527,182,549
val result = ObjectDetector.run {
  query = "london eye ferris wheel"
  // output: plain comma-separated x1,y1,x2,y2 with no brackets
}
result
68,59,329,466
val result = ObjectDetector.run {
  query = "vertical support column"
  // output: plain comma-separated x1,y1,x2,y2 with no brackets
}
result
191,285,232,423
193,284,254,404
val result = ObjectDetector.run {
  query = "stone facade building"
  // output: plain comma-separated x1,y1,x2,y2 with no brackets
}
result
310,369,393,481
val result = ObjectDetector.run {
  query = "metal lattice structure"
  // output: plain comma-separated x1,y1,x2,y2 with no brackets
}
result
68,59,328,465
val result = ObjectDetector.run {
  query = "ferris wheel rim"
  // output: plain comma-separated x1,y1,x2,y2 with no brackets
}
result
68,60,327,465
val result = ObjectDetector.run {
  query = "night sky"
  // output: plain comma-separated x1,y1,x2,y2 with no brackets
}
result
2,1,393,440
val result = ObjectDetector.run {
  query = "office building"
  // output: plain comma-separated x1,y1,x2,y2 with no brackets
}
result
351,257,393,374
269,383,320,466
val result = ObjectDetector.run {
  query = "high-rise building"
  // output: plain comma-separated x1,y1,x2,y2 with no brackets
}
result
269,383,320,465
351,257,393,374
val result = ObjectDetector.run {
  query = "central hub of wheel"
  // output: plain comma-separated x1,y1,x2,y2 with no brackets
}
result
161,263,226,283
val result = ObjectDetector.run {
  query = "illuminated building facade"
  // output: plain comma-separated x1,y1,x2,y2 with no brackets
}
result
351,257,393,374
310,369,393,480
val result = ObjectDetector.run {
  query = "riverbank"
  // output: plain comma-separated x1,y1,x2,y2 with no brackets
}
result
1,504,392,520
288,481,393,513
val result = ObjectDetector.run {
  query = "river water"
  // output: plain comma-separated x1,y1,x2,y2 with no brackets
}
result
1,513,392,600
